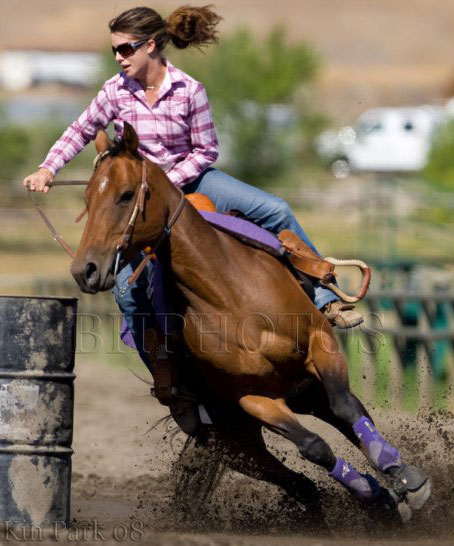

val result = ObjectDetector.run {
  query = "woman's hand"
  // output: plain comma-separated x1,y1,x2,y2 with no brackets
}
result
22,168,54,193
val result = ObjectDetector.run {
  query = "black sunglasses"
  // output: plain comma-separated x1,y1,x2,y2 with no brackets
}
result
111,39,148,58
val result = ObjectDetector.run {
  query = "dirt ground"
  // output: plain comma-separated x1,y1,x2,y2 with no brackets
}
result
48,354,454,546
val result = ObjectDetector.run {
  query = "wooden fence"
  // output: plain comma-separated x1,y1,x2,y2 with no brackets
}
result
337,291,454,410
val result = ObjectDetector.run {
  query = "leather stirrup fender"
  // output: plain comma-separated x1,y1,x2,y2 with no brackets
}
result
278,229,335,282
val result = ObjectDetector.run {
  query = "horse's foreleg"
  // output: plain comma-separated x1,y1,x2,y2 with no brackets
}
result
311,329,431,510
238,394,383,503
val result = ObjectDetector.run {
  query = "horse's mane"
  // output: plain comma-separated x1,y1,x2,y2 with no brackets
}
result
94,137,142,171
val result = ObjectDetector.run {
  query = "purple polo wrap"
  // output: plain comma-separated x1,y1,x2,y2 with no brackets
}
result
329,457,379,501
353,416,401,472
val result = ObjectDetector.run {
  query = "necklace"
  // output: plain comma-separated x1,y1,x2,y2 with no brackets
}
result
146,85,157,90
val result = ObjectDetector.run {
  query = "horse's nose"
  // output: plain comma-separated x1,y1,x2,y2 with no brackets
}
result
83,261,100,289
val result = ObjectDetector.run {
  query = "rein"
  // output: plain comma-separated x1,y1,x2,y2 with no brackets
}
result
25,151,108,257
27,180,89,258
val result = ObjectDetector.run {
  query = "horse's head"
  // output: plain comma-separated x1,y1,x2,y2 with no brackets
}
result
71,123,169,293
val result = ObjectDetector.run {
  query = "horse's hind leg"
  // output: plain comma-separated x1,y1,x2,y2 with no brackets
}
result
238,394,385,504
288,379,370,451
310,327,431,511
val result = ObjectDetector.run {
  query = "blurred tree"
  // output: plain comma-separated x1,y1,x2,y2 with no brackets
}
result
175,26,319,106
97,45,121,87
172,26,324,186
0,125,30,182
423,120,454,191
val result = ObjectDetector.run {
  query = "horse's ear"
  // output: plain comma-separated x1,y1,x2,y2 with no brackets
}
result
95,130,112,153
122,122,139,155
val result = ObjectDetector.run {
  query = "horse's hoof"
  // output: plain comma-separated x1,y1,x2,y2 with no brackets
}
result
391,464,431,511
367,487,410,526
405,478,432,510
388,490,413,523
396,499,413,523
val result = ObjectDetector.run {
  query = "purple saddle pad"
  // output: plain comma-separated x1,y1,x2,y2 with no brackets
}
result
200,211,283,255
120,213,284,350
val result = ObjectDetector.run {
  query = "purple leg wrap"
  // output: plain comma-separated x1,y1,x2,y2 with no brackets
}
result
353,416,401,472
329,457,380,501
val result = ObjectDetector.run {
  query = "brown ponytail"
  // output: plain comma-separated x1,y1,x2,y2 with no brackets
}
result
109,5,222,53
166,5,222,49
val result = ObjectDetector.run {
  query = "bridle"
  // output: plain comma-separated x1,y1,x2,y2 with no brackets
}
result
112,157,186,292
27,151,186,288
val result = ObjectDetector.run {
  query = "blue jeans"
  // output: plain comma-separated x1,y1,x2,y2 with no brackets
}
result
114,168,338,363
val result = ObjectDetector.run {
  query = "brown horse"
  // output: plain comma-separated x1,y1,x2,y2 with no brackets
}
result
71,123,430,521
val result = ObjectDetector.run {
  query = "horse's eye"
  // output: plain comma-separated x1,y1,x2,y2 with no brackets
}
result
119,190,135,204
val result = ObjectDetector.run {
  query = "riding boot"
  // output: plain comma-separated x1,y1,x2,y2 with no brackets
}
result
150,345,203,436
322,301,364,329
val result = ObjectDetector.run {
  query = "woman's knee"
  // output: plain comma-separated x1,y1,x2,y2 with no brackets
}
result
262,197,295,230
270,197,292,219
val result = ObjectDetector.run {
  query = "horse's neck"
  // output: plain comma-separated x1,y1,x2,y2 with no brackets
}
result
155,186,229,309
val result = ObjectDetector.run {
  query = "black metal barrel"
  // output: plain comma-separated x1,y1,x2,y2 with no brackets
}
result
0,295,77,526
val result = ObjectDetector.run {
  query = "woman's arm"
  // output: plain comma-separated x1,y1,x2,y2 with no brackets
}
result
166,83,219,188
40,85,117,176
24,83,117,192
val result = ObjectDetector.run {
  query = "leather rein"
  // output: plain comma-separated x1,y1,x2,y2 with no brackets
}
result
27,152,186,287
27,180,88,259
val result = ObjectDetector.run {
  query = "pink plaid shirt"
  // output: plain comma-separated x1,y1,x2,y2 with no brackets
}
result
40,61,219,187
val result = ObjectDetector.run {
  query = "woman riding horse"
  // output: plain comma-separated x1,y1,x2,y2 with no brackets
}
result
23,4,363,373
70,121,431,520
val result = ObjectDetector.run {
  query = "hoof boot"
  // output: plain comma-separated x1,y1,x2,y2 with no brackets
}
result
391,464,431,511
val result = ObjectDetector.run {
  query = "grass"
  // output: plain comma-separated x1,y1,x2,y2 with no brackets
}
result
400,366,419,412
344,331,394,408
373,335,393,409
